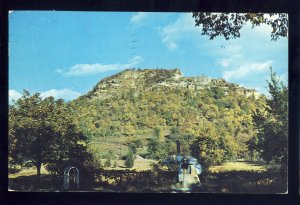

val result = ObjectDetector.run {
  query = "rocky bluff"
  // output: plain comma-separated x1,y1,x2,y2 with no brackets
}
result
81,68,260,100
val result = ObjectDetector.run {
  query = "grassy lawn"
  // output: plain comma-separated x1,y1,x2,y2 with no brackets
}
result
9,165,49,179
101,155,157,171
202,161,286,194
8,161,267,180
8,160,285,193
209,161,267,173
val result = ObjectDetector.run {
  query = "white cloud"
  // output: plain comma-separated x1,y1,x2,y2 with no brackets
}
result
219,59,230,67
40,89,81,101
225,45,243,54
9,89,81,103
60,56,143,77
216,45,243,68
128,55,143,65
241,14,287,40
223,60,272,81
64,64,121,76
159,13,201,49
55,68,63,74
243,21,273,38
9,90,22,104
131,12,148,24
243,85,267,95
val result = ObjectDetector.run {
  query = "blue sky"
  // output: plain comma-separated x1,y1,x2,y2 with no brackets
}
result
9,11,288,103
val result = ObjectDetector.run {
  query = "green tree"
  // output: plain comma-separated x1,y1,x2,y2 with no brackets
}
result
153,127,161,139
147,138,159,159
9,91,92,178
125,150,135,168
245,137,259,161
170,126,180,140
103,150,114,168
128,143,137,154
191,133,225,170
123,124,136,136
193,13,288,41
154,127,164,142
253,68,288,165
209,87,225,99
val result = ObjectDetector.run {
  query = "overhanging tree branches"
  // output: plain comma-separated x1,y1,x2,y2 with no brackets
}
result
193,13,288,41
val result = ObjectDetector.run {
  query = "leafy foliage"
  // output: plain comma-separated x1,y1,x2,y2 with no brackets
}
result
71,70,270,169
253,68,288,165
125,150,135,168
45,68,286,172
128,143,137,154
147,138,160,159
9,90,94,177
192,13,288,41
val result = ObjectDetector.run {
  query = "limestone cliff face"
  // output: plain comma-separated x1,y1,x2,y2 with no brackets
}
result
82,68,260,100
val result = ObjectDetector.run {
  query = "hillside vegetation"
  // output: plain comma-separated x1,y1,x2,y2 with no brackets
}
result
71,68,267,168
9,68,287,193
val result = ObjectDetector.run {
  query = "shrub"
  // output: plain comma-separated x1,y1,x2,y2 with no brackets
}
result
128,143,137,154
125,150,135,168
104,158,111,167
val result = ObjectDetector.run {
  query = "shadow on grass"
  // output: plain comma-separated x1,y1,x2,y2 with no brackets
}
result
9,174,98,192
9,175,59,191
8,174,159,192
8,168,287,193
200,169,287,193
239,161,266,166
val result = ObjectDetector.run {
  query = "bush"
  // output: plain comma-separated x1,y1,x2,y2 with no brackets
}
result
134,139,143,148
125,151,135,168
128,143,137,154
104,158,111,167
113,160,118,168
8,164,21,174
147,138,159,159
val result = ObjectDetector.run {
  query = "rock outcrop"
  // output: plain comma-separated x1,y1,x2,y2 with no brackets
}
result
82,68,260,100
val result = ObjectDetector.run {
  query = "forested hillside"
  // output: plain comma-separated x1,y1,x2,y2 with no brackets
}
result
71,68,268,168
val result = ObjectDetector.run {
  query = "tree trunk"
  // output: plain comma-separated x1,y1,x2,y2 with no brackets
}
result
36,161,41,178
119,175,122,192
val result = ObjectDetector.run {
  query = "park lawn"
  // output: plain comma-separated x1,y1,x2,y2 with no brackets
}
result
100,155,157,171
9,156,156,180
9,161,266,179
9,165,49,179
209,161,267,173
9,160,285,193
